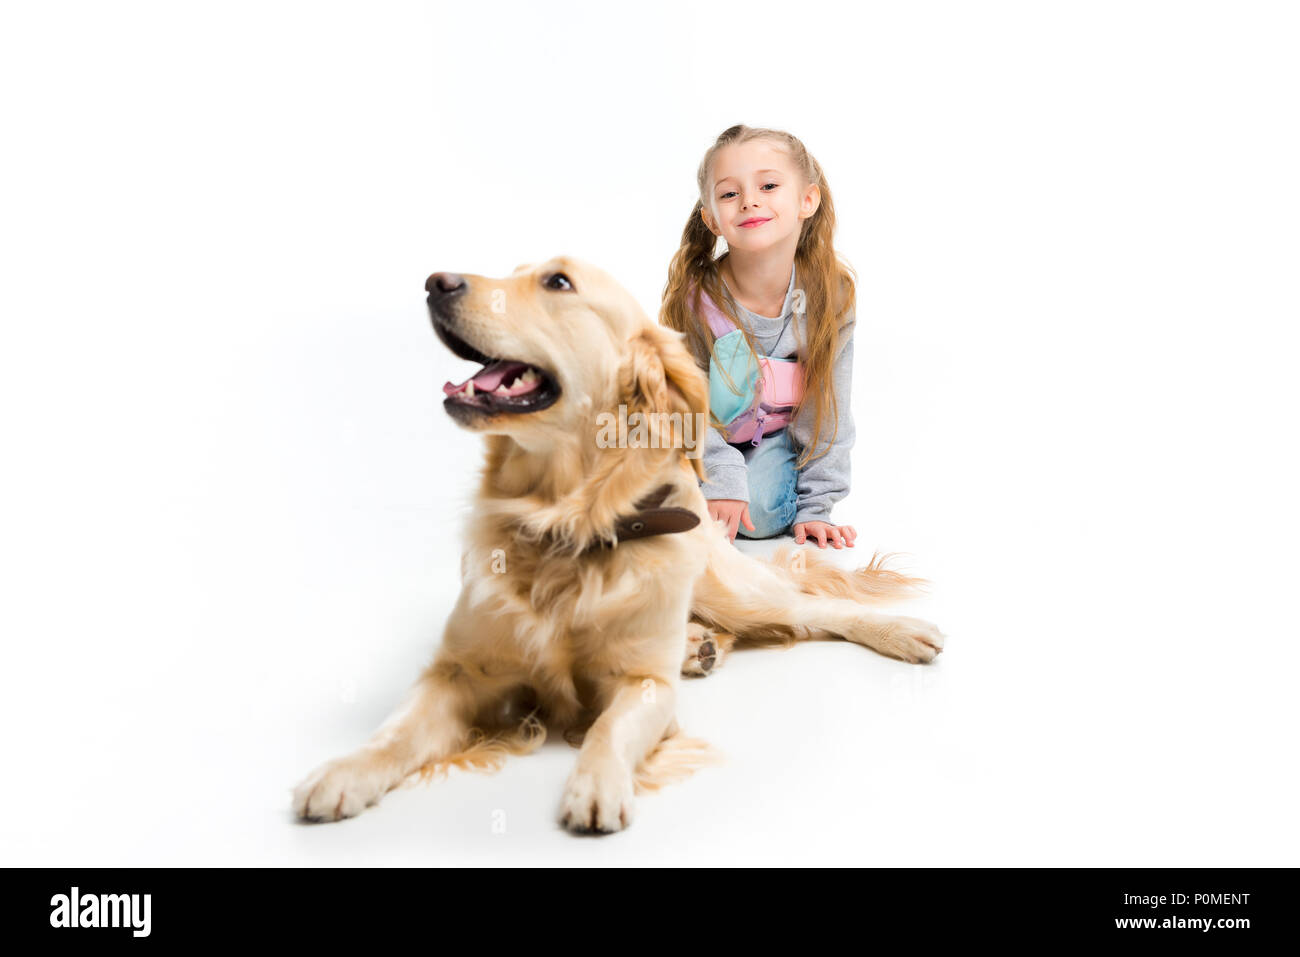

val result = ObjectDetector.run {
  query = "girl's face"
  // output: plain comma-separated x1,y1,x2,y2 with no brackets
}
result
701,140,820,253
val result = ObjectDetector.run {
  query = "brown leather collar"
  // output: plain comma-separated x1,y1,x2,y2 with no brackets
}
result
597,483,700,549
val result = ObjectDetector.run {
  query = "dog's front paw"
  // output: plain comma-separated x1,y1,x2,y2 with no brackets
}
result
847,615,946,663
292,750,396,823
558,761,636,834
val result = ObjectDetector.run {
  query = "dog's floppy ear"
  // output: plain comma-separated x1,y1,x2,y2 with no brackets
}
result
620,323,710,480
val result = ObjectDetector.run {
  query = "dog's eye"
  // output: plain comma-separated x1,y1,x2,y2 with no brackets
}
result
544,272,575,292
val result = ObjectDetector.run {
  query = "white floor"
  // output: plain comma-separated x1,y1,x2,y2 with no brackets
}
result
5,456,1297,866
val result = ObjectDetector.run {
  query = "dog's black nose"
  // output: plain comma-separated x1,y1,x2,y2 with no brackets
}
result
426,272,466,296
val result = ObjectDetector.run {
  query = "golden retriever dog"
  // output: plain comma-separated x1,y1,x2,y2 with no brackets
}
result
291,257,944,834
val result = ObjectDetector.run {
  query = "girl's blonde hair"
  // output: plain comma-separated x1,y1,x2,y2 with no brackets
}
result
660,123,857,471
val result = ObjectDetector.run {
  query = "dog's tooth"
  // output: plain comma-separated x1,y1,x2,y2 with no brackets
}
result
494,384,509,394
521,369,538,383
465,381,475,396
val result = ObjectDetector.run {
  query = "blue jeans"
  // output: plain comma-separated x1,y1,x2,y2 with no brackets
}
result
736,428,799,539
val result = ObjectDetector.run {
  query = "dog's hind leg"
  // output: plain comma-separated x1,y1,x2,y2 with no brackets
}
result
291,656,479,823
691,538,945,664
681,619,737,677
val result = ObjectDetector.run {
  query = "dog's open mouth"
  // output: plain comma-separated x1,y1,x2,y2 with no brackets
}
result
435,320,561,415
443,358,558,410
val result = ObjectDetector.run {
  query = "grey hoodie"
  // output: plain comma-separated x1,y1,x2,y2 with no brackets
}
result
688,264,856,526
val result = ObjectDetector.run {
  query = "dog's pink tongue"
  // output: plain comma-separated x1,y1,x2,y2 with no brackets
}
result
443,360,534,396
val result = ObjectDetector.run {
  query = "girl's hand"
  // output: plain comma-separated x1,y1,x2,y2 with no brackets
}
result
794,521,857,549
708,499,756,542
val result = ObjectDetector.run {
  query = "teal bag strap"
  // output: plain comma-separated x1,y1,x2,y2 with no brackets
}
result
708,328,762,426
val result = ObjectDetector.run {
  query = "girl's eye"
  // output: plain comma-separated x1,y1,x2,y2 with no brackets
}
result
718,185,777,200
545,272,574,292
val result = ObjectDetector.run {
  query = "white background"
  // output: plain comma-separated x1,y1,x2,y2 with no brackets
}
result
2,0,1297,866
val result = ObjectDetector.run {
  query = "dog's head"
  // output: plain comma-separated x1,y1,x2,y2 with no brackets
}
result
426,257,708,476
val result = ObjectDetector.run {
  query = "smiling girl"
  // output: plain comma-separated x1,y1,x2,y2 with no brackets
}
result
661,124,858,549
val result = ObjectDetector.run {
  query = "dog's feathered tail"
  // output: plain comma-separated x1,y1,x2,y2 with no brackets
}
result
769,545,928,603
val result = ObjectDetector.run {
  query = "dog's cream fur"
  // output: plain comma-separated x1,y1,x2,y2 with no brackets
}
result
291,257,943,833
